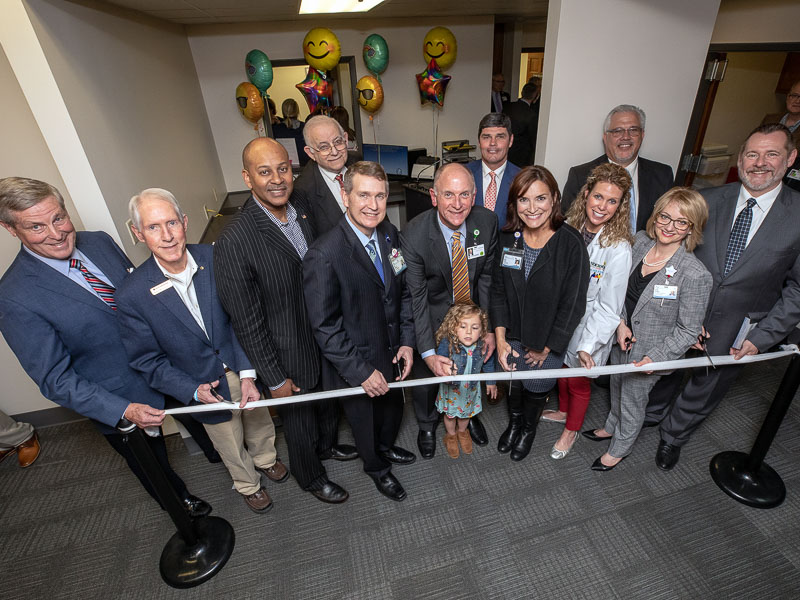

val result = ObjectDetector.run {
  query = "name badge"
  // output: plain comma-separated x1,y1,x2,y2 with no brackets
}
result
466,244,485,260
788,168,800,181
590,260,606,282
150,280,173,295
653,284,677,299
389,248,406,275
501,247,523,270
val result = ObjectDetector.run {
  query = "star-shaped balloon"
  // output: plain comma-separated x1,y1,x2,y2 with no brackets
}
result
296,66,333,114
415,58,451,107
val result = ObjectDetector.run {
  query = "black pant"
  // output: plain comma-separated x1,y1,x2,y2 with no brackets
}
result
104,429,188,507
342,388,404,479
410,356,439,431
277,395,338,491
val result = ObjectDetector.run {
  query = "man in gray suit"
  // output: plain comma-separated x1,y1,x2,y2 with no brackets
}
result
647,123,800,470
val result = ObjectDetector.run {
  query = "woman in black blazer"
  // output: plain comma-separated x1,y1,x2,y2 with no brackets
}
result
491,166,590,461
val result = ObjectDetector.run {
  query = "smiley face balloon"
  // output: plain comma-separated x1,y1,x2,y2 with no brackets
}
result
235,82,264,123
422,26,457,71
356,75,384,114
303,27,341,72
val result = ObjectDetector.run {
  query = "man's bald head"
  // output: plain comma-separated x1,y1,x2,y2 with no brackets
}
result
430,162,476,230
241,137,294,212
242,137,289,170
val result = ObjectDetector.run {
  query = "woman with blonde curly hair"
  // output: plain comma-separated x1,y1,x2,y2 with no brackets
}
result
541,163,634,459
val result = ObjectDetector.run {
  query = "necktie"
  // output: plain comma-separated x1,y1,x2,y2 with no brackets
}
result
485,171,498,212
629,183,637,232
366,240,384,283
724,198,757,276
451,231,471,304
334,173,344,187
70,259,117,310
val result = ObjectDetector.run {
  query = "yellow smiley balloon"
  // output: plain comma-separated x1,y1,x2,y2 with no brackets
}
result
356,76,384,114
303,27,341,72
422,26,457,71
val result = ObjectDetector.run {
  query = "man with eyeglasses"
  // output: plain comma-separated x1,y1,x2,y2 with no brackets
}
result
562,104,673,232
400,163,499,458
762,80,800,192
294,115,353,235
646,123,800,471
490,73,510,113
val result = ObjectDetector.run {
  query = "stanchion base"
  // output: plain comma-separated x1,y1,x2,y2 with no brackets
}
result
709,451,786,509
159,516,235,588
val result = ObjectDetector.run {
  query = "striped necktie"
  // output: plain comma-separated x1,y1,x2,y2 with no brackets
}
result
366,239,385,284
70,259,117,310
451,231,471,304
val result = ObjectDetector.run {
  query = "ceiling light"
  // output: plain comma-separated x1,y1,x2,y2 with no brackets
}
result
299,0,385,14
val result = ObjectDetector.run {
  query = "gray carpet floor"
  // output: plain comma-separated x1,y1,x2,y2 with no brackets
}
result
2,358,800,600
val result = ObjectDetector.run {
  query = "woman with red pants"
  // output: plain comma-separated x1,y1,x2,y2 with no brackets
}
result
542,163,633,459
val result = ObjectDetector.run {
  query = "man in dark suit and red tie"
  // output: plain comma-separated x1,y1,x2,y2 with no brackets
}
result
214,138,356,504
304,161,416,502
646,123,800,470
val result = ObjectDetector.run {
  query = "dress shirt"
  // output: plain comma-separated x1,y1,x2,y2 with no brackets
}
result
256,200,308,258
155,250,256,381
344,213,380,252
779,114,800,133
734,183,782,247
481,160,507,199
25,246,114,301
318,164,347,213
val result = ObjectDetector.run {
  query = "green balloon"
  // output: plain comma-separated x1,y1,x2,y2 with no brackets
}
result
363,34,389,78
245,49,273,94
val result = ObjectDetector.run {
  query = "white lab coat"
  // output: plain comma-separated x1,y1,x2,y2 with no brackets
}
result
564,230,632,370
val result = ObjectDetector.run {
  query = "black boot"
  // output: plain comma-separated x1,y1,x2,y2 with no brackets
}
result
510,390,548,462
498,384,524,454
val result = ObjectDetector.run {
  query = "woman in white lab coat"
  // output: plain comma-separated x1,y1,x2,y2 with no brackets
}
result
543,163,634,459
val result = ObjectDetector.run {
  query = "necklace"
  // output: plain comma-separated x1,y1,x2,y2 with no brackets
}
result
642,247,672,267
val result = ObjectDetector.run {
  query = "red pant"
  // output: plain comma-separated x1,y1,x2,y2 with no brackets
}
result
556,367,592,431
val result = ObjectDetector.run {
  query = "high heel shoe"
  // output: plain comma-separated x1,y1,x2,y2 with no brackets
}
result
581,429,612,442
550,430,578,460
590,455,626,471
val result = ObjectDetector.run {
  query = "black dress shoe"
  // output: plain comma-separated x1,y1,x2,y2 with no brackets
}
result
379,445,417,465
318,444,359,461
181,494,212,518
581,429,613,442
417,430,436,459
655,440,681,471
310,481,349,504
590,455,626,471
373,472,407,502
468,416,489,446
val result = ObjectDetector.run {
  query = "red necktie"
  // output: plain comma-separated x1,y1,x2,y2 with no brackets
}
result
70,259,117,310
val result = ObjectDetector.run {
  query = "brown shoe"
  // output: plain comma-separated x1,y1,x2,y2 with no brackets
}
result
444,433,459,459
457,430,473,454
17,432,41,468
243,487,273,513
258,459,289,483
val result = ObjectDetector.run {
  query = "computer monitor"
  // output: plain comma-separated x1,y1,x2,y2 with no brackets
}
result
362,144,409,178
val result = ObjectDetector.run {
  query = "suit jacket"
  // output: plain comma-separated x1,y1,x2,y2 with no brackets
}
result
293,161,347,236
466,159,522,228
0,231,163,434
490,91,511,113
214,195,320,390
400,206,498,355
561,155,674,231
695,183,800,354
490,225,590,354
504,99,538,168
116,244,254,425
303,219,415,389
622,231,712,367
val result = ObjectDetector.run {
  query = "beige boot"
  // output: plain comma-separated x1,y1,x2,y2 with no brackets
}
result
444,433,459,458
457,430,473,454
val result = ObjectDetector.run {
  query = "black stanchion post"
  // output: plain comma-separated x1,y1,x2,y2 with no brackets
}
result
709,353,800,508
121,422,235,587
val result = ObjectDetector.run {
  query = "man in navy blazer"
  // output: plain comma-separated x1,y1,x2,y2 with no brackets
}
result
304,162,416,502
0,177,209,517
116,189,289,513
466,112,522,229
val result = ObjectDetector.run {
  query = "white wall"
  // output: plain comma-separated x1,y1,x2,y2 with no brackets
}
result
539,0,721,190
712,0,800,44
24,0,227,263
187,17,494,191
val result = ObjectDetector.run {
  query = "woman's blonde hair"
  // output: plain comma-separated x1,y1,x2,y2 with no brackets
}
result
435,303,489,357
565,162,634,247
645,187,708,252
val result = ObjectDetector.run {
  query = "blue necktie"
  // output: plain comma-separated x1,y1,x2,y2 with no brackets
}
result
629,184,637,232
366,240,384,283
724,198,757,276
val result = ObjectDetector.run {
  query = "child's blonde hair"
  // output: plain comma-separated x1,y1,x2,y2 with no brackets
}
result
435,303,489,357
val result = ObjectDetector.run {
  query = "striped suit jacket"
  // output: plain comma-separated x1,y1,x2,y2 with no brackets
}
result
213,195,320,390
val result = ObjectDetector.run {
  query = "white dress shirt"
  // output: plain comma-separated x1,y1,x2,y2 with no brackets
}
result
481,160,507,199
319,164,347,213
734,183,782,247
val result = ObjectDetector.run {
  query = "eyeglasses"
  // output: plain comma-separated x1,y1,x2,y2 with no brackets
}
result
655,213,692,231
311,137,346,156
605,126,642,138
358,88,375,101
788,93,800,101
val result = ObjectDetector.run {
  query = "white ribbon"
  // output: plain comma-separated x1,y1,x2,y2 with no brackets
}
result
163,345,799,416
